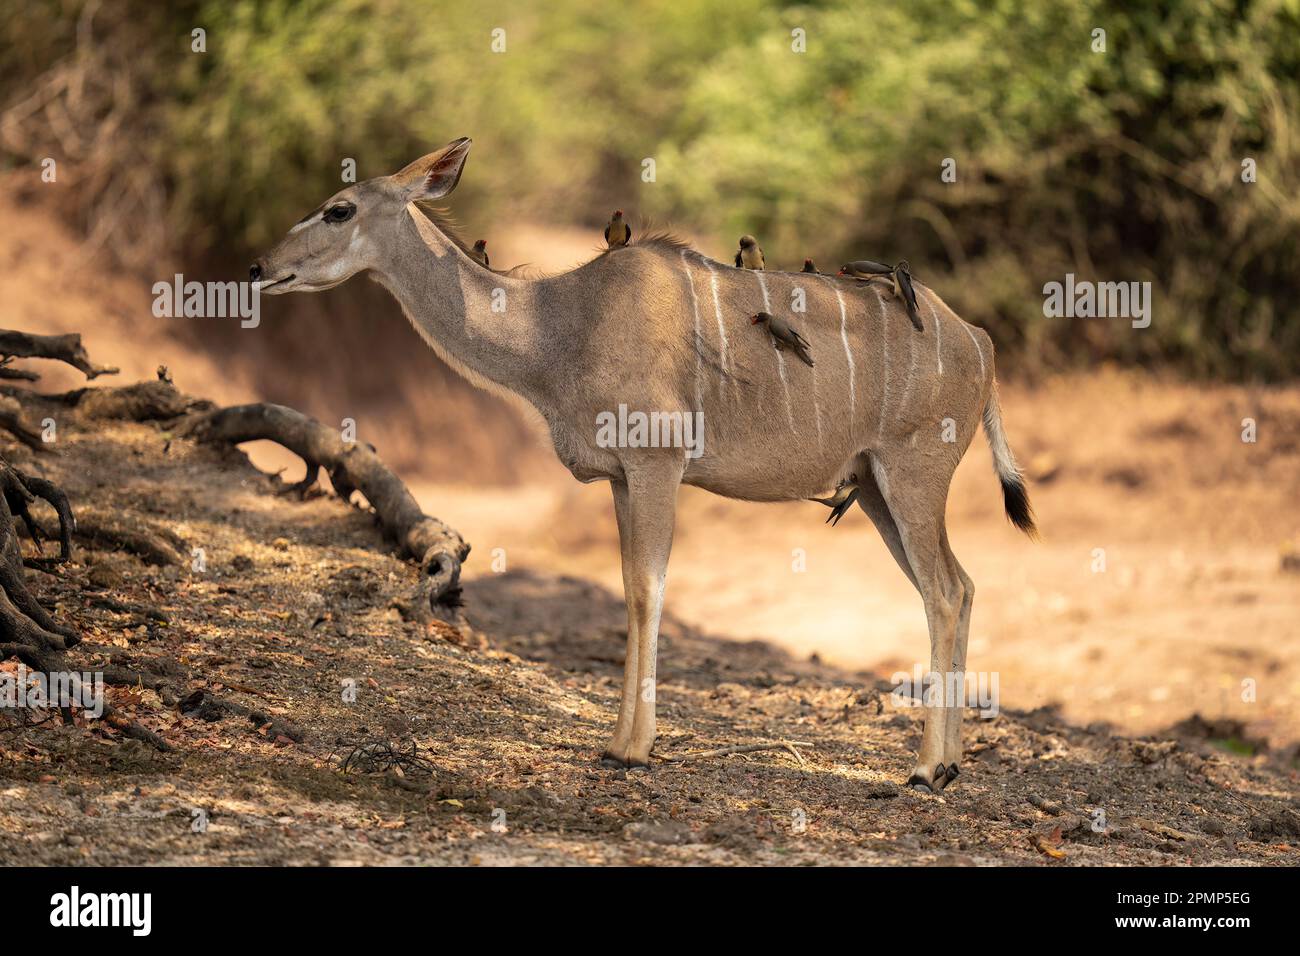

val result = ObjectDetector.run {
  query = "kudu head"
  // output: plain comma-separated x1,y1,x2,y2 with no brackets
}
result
250,137,472,294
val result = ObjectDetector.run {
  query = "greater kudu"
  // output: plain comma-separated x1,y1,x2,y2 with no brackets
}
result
252,138,1036,791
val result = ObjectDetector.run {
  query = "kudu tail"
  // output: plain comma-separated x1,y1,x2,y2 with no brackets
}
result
981,380,1037,538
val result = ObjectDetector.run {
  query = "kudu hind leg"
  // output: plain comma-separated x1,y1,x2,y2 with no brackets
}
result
940,531,975,780
601,466,679,767
853,467,920,593
872,453,964,792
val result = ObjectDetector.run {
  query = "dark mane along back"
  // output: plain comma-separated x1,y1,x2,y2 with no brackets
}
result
631,230,693,252
594,228,694,261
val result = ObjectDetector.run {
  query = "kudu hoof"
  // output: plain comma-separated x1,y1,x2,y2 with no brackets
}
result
599,751,650,771
907,763,949,793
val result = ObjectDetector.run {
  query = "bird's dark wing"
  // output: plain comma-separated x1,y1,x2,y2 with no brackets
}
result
850,259,893,275
735,251,743,267
827,489,859,525
604,224,611,242
896,270,923,331
785,330,814,367
483,252,490,268
625,224,632,244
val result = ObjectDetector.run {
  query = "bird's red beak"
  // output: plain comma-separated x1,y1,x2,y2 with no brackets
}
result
751,316,761,324
836,269,846,275
615,209,623,216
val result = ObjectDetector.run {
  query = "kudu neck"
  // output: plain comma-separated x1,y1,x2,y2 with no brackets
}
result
370,207,557,408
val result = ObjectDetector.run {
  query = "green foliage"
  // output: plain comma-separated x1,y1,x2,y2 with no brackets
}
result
3,0,1297,378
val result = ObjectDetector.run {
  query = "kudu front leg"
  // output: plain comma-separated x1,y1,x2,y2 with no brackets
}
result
601,466,680,768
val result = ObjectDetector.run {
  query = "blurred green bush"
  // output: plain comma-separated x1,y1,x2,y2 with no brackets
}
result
4,0,1297,379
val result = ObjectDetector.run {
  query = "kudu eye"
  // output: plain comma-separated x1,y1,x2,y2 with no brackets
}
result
324,203,356,223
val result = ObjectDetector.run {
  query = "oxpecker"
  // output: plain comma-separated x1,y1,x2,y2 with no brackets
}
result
840,259,924,331
839,259,894,280
752,312,813,367
812,480,860,526
736,235,765,270
470,239,490,268
894,259,922,332
605,210,631,248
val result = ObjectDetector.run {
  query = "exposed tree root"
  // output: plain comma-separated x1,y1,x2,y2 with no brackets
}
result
0,330,119,381
3,465,76,566
0,395,49,451
66,514,186,566
56,379,208,421
182,402,469,616
0,468,171,748
42,370,468,614
0,341,473,753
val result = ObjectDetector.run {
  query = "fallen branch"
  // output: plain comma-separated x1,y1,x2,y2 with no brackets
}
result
656,741,814,766
183,403,469,613
0,330,118,380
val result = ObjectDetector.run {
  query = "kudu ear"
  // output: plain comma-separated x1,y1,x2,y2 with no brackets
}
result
391,137,472,201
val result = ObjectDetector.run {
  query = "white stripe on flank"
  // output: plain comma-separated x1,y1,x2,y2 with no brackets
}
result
960,320,986,381
929,298,943,375
705,260,728,373
680,250,704,411
899,316,918,416
874,287,891,443
833,287,857,419
756,273,798,432
773,350,798,434
755,273,797,434
756,270,772,312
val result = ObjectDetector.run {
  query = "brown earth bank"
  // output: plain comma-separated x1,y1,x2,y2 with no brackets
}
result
0,386,1296,866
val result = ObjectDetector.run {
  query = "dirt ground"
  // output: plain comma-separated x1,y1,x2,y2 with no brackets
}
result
0,379,1295,866
0,200,1297,866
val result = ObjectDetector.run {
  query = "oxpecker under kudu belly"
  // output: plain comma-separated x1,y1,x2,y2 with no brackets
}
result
812,478,860,526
